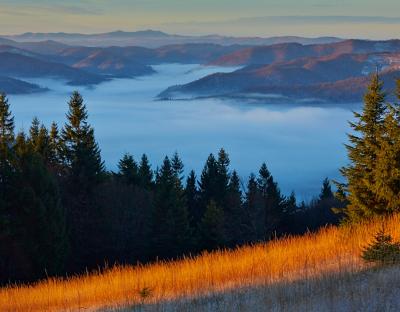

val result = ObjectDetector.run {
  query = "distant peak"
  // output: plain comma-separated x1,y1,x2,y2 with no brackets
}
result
106,30,170,37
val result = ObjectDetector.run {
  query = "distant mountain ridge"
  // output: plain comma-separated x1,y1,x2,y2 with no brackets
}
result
210,39,400,66
159,44,400,103
1,30,343,48
0,52,107,86
0,76,46,94
2,35,400,101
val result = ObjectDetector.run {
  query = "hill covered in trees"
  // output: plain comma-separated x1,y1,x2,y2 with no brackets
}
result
2,72,400,285
0,91,343,284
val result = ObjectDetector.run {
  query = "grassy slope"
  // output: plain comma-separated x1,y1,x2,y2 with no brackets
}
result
1,215,399,312
121,266,400,312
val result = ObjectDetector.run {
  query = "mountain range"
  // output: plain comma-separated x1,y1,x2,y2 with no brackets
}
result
1,31,400,102
159,40,400,103
2,30,342,48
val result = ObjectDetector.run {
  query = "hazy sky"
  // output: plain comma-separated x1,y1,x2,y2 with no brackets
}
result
1,0,400,38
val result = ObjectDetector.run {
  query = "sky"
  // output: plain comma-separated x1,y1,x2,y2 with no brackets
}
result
1,0,400,38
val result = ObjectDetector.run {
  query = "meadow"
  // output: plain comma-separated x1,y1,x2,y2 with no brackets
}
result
1,214,399,312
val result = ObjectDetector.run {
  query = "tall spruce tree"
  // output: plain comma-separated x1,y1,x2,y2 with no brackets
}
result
138,154,153,189
244,173,265,241
199,153,219,208
337,73,387,221
60,91,104,268
0,93,14,182
225,170,246,246
118,153,139,185
199,200,225,250
0,93,15,280
258,163,285,236
48,122,62,169
61,91,104,189
320,178,334,201
185,170,200,229
216,148,230,202
29,118,50,160
373,81,400,212
153,156,190,258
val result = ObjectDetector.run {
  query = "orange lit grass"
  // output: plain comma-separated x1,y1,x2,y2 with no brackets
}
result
1,215,399,312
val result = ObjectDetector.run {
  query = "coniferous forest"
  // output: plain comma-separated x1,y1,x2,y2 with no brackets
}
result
1,73,400,284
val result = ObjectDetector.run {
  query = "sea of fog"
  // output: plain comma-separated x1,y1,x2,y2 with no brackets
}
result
8,64,358,201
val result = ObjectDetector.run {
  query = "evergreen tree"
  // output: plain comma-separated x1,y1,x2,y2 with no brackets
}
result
199,200,225,250
225,170,246,246
373,83,400,212
258,163,285,236
29,118,50,160
48,122,62,169
60,91,104,268
153,156,190,258
0,106,67,280
216,148,230,201
13,136,68,277
61,91,104,189
0,93,15,184
29,117,40,143
244,173,265,241
0,93,15,280
337,73,387,221
199,153,219,208
285,192,298,213
185,170,200,229
171,151,184,183
138,154,153,189
118,153,139,185
320,178,334,201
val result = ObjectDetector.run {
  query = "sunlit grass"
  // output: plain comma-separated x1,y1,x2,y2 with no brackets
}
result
1,215,399,312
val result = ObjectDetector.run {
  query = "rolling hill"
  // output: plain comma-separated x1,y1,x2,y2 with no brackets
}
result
159,51,400,103
0,52,107,86
0,76,46,94
210,39,400,66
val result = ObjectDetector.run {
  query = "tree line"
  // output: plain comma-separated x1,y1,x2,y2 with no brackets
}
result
0,91,343,283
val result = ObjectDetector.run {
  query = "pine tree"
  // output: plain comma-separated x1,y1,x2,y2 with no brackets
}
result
244,173,265,241
118,153,139,185
0,93,15,182
60,91,104,268
199,153,219,207
13,138,68,277
61,91,104,189
153,156,190,258
0,93,15,280
48,122,62,169
138,154,153,189
185,170,200,229
320,178,334,201
216,148,230,201
258,163,285,236
225,170,245,246
29,118,50,160
199,149,231,213
199,200,225,250
337,73,387,221
373,82,400,212
0,107,67,280
29,117,40,143
171,152,184,183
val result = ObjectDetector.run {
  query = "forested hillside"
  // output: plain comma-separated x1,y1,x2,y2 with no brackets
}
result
0,91,343,283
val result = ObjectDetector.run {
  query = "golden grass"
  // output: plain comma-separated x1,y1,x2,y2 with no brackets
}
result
1,215,399,312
